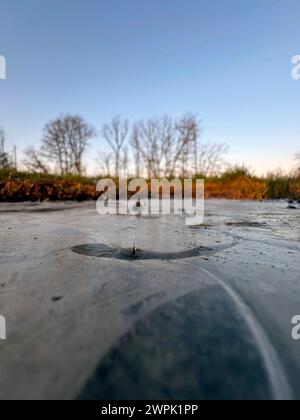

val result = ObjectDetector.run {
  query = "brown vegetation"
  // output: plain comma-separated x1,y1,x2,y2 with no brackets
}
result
0,168,299,202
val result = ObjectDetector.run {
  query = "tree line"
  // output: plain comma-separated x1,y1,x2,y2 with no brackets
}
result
0,128,17,170
23,113,229,178
1,114,299,178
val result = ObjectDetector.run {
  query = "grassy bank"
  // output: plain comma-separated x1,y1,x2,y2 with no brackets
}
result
202,168,300,200
0,169,299,202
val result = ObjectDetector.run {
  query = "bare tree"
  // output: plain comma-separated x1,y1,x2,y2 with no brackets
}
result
101,116,129,177
131,116,175,178
130,114,201,178
121,146,129,176
96,152,113,177
175,114,199,178
198,143,229,176
159,116,176,177
23,147,49,173
41,114,95,175
0,128,12,169
131,125,142,177
130,121,151,177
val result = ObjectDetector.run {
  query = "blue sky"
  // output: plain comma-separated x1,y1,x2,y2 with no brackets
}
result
0,0,299,174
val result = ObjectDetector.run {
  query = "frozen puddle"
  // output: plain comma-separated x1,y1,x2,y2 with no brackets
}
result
0,200,299,400
71,242,236,261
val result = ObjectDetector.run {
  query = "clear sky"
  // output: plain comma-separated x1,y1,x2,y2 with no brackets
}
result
0,0,299,175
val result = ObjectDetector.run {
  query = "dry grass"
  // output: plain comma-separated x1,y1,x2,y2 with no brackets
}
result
0,169,299,202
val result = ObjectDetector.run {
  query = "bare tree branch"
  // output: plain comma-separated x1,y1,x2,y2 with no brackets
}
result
101,116,129,177
41,114,95,175
23,147,49,173
96,152,113,177
198,143,229,176
0,128,12,169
